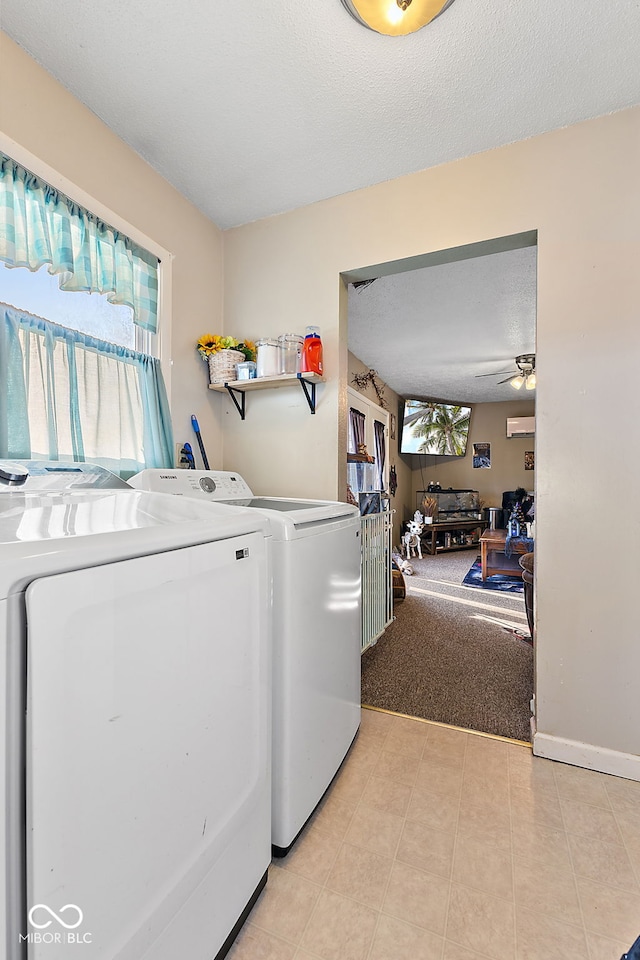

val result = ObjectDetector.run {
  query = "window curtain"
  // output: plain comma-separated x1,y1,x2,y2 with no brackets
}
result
0,304,173,476
0,153,159,333
373,419,386,491
348,407,366,454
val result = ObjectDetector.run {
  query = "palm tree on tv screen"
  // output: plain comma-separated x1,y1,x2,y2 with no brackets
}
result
410,402,470,456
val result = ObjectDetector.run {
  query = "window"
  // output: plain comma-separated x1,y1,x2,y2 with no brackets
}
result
0,152,172,476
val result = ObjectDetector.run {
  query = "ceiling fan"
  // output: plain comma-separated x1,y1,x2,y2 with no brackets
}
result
475,354,536,390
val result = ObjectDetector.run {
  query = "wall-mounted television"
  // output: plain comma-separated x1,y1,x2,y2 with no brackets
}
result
400,400,472,456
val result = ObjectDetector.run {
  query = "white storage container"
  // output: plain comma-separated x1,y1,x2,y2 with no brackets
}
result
256,338,280,378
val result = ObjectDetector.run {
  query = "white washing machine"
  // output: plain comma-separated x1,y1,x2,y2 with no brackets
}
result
129,470,362,855
0,461,271,960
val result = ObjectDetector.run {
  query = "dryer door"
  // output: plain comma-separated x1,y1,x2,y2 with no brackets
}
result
23,533,270,960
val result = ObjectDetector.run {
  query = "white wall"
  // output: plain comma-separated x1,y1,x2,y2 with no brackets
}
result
224,106,640,777
0,33,225,468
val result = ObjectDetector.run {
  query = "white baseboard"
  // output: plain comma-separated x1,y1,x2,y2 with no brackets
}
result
533,731,640,781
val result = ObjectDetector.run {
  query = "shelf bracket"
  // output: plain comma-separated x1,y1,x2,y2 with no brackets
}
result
224,384,246,420
298,375,317,414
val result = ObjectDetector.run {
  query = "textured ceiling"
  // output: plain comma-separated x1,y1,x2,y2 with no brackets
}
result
2,0,640,228
348,245,537,403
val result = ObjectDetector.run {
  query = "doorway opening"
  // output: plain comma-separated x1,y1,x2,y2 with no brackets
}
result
343,231,537,741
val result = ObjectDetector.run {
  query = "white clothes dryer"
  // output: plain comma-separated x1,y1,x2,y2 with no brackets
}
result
0,461,271,960
129,469,362,855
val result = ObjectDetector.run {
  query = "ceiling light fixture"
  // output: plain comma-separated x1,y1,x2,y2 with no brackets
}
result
340,0,456,36
525,372,536,391
510,374,525,390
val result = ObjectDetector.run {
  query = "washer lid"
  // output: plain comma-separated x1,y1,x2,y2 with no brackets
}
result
0,489,268,599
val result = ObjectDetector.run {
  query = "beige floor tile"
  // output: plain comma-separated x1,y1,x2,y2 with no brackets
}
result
577,876,640,943
227,923,298,960
299,889,378,960
452,833,514,901
461,770,510,810
508,757,558,797
604,774,640,817
513,857,582,926
249,867,321,944
586,931,633,960
360,707,394,734
457,796,512,854
416,758,465,797
294,952,322,960
345,738,385,775
325,842,393,908
311,794,357,840
553,763,612,809
383,730,428,761
510,786,564,831
368,913,444,960
387,715,431,739
443,942,492,960
382,860,450,935
406,782,460,834
568,832,639,891
446,883,515,960
396,818,456,879
464,738,510,782
360,775,413,817
515,906,587,960
330,764,372,805
344,804,404,859
373,750,420,787
279,826,342,885
616,811,640,845
560,798,623,844
423,730,468,768
511,821,572,870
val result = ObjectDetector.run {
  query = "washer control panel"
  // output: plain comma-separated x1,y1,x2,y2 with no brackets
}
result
129,470,253,500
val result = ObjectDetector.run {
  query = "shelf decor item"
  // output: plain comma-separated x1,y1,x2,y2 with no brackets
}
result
421,496,438,524
196,334,256,384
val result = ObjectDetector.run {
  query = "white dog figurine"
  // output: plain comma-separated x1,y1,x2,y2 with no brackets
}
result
402,511,424,559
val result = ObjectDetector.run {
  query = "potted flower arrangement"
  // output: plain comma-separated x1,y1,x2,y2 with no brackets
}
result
197,334,256,384
421,496,438,524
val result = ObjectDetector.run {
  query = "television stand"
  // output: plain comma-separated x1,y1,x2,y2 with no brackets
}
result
421,519,483,555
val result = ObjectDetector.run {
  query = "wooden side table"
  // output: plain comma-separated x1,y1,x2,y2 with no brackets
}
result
421,519,483,555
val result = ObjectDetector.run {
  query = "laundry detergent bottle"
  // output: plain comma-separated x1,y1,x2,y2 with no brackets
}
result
301,325,323,376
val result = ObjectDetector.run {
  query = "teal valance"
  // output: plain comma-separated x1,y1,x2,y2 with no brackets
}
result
0,153,159,333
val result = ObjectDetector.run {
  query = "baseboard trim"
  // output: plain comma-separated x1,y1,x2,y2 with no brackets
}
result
533,731,640,781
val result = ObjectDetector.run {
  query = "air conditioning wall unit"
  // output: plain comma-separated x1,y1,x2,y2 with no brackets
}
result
506,416,535,439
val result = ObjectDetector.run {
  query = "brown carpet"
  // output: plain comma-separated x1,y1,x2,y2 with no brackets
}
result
361,554,533,741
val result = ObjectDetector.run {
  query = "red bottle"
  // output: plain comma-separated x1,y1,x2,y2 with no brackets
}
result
301,326,323,376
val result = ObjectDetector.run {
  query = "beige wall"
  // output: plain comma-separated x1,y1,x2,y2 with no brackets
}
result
348,352,412,543
0,32,225,467
410,399,535,511
225,106,640,774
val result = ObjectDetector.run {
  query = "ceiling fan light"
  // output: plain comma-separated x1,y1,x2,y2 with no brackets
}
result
510,374,525,390
340,0,455,35
525,372,536,390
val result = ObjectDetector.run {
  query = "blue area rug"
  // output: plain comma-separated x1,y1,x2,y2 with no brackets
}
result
462,557,524,593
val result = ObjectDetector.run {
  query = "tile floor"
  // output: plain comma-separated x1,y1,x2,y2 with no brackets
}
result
228,707,640,960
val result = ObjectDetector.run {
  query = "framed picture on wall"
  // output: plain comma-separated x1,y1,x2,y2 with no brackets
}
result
525,451,535,470
359,491,382,516
472,442,491,469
